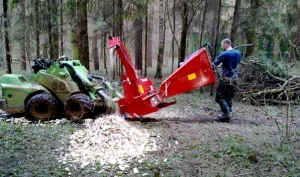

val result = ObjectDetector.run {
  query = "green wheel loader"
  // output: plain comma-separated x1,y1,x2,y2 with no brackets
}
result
0,56,122,122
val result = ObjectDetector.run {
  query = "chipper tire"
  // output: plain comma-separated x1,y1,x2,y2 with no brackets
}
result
64,93,94,122
26,93,58,121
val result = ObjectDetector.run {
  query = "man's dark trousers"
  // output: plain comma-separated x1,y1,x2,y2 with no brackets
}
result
215,80,236,115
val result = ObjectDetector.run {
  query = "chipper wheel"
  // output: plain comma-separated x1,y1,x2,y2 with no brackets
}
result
64,93,94,122
26,93,59,121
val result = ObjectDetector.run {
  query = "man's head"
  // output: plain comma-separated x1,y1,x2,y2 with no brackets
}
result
221,38,232,51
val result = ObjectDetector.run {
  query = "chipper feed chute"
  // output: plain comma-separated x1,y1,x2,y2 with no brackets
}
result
108,37,216,119
159,48,216,99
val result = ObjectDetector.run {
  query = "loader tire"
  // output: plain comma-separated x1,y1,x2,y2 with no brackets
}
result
64,93,94,122
26,93,58,121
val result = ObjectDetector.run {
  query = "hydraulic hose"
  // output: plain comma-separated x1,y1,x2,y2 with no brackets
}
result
89,74,108,83
59,63,90,94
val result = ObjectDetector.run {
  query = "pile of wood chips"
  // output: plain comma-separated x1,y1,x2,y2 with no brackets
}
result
65,115,151,167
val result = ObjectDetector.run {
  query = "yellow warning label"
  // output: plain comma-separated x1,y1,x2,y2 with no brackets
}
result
139,85,145,94
188,73,197,81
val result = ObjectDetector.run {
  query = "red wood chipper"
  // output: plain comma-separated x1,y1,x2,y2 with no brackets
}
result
108,37,216,119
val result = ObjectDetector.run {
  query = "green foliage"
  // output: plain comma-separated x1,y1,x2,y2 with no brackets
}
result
213,135,253,159
8,0,19,9
256,51,288,78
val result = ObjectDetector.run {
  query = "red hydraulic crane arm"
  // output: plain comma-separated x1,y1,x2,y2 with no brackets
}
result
108,37,138,81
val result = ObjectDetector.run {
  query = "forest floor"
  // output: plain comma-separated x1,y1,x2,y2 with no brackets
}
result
0,61,300,177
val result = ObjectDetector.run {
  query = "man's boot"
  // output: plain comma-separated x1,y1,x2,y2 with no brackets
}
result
217,112,232,122
217,99,231,122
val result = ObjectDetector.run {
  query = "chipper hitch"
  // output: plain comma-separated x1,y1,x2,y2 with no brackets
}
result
108,37,216,119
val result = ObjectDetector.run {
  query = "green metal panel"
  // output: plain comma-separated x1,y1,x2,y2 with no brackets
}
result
0,74,51,113
31,60,88,102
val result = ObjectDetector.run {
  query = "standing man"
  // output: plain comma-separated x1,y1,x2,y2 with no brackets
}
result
212,38,241,122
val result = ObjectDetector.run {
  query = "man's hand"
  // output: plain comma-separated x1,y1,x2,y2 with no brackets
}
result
211,64,215,70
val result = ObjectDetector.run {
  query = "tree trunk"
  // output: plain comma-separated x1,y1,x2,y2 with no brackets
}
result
144,4,148,77
77,0,89,70
20,43,27,70
50,0,59,60
273,31,280,61
101,1,107,73
155,0,165,78
60,0,64,55
67,0,78,59
92,27,99,70
20,1,26,70
288,5,300,62
47,0,53,59
209,0,221,96
42,35,49,59
0,4,3,66
171,0,176,73
288,1,300,62
199,0,207,47
100,32,105,68
35,0,40,57
134,18,143,73
272,0,283,62
26,8,33,63
3,0,12,73
245,0,259,58
103,32,107,74
289,33,300,62
112,0,115,36
199,0,208,93
115,0,123,38
210,0,222,59
147,3,154,67
71,30,78,59
117,0,124,75
178,1,188,67
189,33,194,54
26,33,32,63
230,0,241,47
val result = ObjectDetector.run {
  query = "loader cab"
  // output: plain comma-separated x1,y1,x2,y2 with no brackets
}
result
32,58,54,74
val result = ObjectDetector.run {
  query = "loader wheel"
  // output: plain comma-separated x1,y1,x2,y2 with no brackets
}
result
64,93,94,122
26,93,58,121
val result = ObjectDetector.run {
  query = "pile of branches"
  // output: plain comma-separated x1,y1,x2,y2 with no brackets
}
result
237,58,300,105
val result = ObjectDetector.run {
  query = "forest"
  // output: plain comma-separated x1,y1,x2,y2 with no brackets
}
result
0,0,300,176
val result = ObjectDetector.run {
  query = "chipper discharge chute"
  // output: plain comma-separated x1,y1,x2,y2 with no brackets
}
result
108,37,216,119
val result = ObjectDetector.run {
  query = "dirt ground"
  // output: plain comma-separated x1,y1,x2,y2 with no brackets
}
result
127,90,300,177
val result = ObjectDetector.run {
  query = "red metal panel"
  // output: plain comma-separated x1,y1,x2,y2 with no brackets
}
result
108,37,138,81
109,37,163,118
136,78,156,97
159,48,216,99
117,93,161,118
